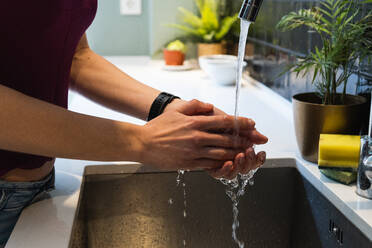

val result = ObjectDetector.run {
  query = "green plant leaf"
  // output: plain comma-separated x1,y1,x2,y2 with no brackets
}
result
166,24,202,36
215,14,238,41
178,7,203,28
333,3,344,19
316,7,332,19
203,31,216,42
195,0,204,13
325,0,335,7
343,9,359,26
312,66,319,84
201,3,219,31
167,0,243,43
204,0,218,16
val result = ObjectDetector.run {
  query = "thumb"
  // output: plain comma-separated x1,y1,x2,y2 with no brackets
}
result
178,99,214,116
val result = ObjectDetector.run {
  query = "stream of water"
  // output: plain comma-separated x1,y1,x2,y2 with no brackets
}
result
170,20,256,248
218,20,258,248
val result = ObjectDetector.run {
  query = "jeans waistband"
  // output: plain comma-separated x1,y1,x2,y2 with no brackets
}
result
0,168,55,190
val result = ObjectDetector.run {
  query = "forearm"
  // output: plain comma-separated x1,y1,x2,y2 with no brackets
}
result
70,48,160,120
0,84,143,161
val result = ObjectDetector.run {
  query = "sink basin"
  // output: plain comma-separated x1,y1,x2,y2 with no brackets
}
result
69,160,370,248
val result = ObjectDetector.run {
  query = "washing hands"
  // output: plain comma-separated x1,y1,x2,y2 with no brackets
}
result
140,99,268,180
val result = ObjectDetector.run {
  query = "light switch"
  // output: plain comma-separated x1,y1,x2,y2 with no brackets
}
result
120,0,142,15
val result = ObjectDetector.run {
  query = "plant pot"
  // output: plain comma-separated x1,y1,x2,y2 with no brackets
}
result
227,41,254,57
197,43,226,57
293,92,367,163
163,49,185,65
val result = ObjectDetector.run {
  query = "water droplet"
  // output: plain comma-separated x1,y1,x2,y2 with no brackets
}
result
176,170,188,244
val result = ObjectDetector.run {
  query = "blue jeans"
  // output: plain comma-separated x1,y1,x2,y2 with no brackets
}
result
0,169,55,247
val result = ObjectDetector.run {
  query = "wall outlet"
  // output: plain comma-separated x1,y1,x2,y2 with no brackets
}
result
120,0,142,15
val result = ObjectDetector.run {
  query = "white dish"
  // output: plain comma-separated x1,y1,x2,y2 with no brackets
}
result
199,54,247,85
162,63,193,71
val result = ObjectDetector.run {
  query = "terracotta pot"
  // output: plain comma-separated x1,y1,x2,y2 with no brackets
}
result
292,92,367,163
163,49,185,65
197,43,226,57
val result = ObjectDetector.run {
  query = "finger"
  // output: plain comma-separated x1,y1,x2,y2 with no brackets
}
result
227,152,245,179
199,133,252,148
253,151,266,170
211,107,226,116
199,147,243,161
243,149,266,172
240,129,268,144
241,147,256,174
197,115,255,132
207,161,234,179
178,99,214,116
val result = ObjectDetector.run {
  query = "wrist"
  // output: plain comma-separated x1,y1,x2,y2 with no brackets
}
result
147,92,180,121
163,98,185,113
120,123,146,163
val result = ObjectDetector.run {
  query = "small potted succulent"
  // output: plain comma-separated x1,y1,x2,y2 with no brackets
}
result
163,40,187,66
168,0,238,57
276,0,372,162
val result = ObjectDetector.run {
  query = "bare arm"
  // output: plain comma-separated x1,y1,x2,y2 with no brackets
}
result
0,84,143,161
69,34,268,176
0,82,262,170
70,34,161,120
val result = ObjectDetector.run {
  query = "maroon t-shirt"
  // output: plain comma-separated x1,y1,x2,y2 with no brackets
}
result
0,0,97,176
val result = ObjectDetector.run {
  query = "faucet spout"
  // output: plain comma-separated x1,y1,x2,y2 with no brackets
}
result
239,0,264,22
357,136,372,199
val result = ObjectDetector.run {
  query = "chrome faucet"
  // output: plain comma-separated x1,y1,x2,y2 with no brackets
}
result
239,0,264,22
357,136,372,199
357,93,372,199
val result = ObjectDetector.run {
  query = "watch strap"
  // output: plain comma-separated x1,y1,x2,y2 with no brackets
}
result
147,92,180,121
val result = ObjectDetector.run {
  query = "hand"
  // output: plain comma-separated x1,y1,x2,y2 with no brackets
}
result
207,104,268,179
207,148,266,180
139,99,256,170
166,99,268,179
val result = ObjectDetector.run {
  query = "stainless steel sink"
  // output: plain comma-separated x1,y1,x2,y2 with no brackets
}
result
69,160,371,248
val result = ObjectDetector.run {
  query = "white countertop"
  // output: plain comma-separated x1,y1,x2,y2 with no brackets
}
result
6,57,372,247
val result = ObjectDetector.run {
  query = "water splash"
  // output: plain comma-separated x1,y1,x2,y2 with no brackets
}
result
220,169,258,248
176,169,185,186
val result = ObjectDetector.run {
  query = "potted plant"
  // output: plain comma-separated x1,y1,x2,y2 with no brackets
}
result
276,0,372,162
163,40,187,66
168,0,238,57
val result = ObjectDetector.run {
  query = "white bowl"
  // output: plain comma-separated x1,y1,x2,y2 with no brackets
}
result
199,55,247,85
